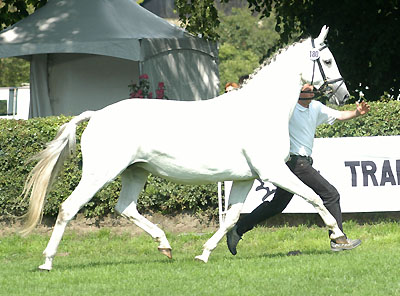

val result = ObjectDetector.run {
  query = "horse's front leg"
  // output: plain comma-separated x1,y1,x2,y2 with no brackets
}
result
195,180,253,263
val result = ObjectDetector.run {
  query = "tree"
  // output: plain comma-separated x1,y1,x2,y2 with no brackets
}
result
176,0,400,100
0,0,47,29
217,7,280,93
0,0,145,28
0,57,30,86
1,1,48,87
217,7,279,59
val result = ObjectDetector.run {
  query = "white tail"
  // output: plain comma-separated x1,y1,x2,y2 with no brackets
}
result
20,111,95,235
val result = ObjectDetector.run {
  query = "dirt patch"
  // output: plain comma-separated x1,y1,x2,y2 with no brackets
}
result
0,213,219,236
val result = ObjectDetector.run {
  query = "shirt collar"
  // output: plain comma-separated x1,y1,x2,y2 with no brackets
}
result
296,103,309,112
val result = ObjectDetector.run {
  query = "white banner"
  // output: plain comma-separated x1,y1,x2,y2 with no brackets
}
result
225,136,400,213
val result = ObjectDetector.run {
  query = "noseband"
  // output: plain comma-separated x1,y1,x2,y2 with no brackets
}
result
300,39,344,100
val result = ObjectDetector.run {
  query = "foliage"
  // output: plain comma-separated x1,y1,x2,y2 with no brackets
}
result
129,74,152,99
316,100,400,138
176,0,400,100
217,7,280,59
0,57,30,87
268,0,400,101
0,100,6,114
218,43,259,93
0,116,218,221
129,74,168,100
0,0,47,29
217,7,280,93
175,0,220,40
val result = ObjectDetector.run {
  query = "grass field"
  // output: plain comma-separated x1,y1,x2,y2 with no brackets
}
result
1,221,400,296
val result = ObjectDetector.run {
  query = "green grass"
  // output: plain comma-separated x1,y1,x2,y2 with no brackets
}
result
1,221,400,296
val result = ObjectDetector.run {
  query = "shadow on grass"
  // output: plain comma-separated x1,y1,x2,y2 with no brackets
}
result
231,248,334,261
29,254,206,272
28,248,339,273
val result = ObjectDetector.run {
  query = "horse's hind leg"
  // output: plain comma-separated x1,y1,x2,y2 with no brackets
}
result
114,166,172,259
195,180,253,263
39,175,109,271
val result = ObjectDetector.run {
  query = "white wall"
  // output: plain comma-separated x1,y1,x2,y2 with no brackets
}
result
0,86,30,119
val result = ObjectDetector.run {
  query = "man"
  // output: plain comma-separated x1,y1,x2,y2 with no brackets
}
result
227,84,371,255
225,82,239,93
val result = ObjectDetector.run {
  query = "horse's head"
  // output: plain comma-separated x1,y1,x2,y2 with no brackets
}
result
301,25,349,105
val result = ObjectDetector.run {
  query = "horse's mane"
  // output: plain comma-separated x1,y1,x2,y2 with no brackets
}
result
239,38,308,89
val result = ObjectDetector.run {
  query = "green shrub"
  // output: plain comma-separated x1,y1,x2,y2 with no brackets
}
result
0,100,399,220
316,100,400,138
0,116,218,220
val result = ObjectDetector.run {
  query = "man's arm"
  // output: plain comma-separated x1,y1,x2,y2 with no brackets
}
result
337,101,370,121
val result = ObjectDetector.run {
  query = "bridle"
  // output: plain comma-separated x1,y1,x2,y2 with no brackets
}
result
299,39,345,100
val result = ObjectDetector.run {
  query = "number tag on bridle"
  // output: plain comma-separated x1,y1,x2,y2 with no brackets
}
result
309,49,320,60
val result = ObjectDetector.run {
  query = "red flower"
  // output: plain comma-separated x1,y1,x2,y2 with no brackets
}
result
156,89,164,99
129,74,166,99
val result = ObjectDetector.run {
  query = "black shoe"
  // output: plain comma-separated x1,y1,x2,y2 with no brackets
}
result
226,225,242,255
330,237,361,251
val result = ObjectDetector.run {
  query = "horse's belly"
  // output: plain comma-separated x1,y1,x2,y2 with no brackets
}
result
134,152,255,185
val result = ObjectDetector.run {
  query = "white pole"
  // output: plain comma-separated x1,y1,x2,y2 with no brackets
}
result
13,88,18,119
217,182,223,225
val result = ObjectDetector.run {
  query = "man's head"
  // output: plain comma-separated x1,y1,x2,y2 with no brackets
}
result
225,82,239,93
298,84,314,107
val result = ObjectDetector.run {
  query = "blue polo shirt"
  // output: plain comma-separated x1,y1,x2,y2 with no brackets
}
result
289,101,341,157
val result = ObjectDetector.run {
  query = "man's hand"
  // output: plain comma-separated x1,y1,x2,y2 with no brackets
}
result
356,100,370,116
337,100,370,121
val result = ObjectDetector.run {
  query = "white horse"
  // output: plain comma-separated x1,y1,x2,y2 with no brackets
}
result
21,26,350,270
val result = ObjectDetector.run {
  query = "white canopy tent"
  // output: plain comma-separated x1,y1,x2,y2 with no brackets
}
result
0,0,219,117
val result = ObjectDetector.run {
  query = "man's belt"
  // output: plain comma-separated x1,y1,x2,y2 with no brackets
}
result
287,154,313,164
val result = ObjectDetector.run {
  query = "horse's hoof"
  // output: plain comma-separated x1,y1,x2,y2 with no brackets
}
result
158,247,172,259
194,255,208,263
38,264,52,271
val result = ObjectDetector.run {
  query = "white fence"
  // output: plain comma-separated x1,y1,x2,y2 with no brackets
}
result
220,136,400,222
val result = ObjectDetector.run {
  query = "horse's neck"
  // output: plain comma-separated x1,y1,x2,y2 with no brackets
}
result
242,42,306,113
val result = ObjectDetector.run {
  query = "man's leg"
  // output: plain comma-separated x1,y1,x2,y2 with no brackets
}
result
234,159,299,238
291,158,343,233
292,158,361,251
236,188,294,236
227,159,299,255
227,186,294,255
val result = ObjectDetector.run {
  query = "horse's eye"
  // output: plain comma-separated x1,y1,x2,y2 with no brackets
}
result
324,59,332,66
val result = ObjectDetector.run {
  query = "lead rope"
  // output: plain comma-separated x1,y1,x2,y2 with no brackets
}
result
310,39,316,86
311,59,316,86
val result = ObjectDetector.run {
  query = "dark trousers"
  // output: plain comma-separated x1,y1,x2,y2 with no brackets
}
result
236,156,343,238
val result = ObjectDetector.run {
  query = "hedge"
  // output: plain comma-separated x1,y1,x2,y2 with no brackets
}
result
1,100,399,220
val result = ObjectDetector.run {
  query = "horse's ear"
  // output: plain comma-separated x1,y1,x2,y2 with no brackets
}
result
316,25,329,45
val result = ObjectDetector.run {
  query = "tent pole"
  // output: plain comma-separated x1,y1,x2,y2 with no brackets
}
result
139,61,143,76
